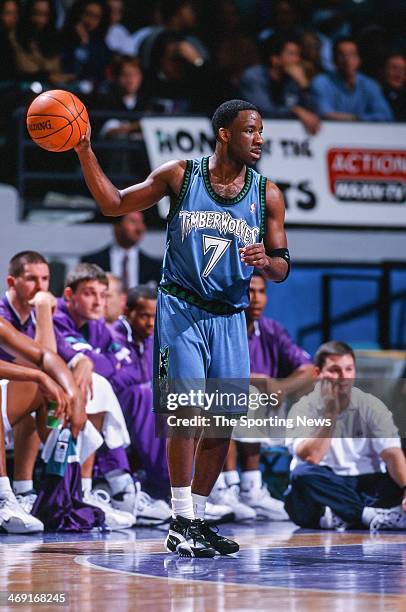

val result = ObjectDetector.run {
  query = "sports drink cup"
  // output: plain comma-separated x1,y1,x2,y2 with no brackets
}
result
47,400,60,429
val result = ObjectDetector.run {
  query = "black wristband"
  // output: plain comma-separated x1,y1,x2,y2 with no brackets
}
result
265,247,290,282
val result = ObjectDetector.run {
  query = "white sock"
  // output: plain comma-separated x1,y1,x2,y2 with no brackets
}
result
192,492,208,520
13,480,33,495
361,506,378,527
0,476,12,498
224,470,240,487
82,478,92,494
240,470,262,491
171,486,194,519
105,469,134,496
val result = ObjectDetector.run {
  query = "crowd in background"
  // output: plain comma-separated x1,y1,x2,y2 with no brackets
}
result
0,0,404,130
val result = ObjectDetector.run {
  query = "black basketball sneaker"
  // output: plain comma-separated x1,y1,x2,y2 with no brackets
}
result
165,516,216,558
196,519,239,555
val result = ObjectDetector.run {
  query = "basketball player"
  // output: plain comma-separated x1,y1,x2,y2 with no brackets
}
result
0,316,86,532
75,99,290,557
1,253,136,530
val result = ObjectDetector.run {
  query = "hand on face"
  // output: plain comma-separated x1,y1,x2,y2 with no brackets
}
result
320,378,342,418
28,290,57,311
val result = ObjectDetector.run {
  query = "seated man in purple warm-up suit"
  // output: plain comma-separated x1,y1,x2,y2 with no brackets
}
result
1,252,135,530
110,285,170,499
210,271,314,522
55,266,171,523
53,264,134,488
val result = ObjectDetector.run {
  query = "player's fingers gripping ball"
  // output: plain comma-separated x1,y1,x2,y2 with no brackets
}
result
26,90,89,152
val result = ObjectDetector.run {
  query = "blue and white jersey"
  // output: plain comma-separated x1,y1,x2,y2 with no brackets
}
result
160,157,266,312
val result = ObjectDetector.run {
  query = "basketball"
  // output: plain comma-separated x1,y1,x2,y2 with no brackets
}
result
26,90,89,153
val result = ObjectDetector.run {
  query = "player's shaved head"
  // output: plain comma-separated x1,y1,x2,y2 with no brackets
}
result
8,251,48,277
65,262,108,292
211,99,259,140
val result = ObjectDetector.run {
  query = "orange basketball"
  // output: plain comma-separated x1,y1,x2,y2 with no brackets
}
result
26,90,89,152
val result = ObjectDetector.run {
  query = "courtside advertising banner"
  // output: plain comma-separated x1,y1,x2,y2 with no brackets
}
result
140,117,406,228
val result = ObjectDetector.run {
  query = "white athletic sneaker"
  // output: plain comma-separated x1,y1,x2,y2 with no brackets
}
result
15,490,38,514
111,481,140,517
320,506,349,531
205,501,234,524
240,485,289,521
83,489,135,530
0,493,44,534
369,506,406,533
136,491,172,526
209,484,256,522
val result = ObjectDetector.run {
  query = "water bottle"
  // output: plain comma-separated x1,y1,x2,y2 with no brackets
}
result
53,429,70,464
47,401,60,429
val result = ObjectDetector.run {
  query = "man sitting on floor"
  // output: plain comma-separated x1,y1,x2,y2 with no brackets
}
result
285,340,406,531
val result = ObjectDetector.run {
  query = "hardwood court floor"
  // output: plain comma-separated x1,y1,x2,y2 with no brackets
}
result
1,522,405,611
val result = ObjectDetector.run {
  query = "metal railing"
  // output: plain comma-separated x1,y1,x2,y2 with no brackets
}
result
297,262,406,350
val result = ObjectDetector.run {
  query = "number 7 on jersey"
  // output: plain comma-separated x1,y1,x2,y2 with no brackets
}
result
202,234,232,277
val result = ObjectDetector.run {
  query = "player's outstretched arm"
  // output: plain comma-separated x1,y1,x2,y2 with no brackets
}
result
75,123,186,216
240,181,289,282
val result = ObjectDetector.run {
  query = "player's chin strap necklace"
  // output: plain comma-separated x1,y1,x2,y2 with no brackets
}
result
254,320,261,337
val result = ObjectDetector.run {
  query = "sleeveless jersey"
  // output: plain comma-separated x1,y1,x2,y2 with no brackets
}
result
160,156,266,313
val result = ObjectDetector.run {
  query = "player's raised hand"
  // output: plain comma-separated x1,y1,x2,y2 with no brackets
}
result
74,120,92,154
240,243,268,268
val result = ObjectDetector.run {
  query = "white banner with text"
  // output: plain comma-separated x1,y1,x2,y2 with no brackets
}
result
140,117,406,228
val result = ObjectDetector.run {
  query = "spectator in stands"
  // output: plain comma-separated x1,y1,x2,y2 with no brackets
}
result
13,0,71,85
309,1,352,72
285,341,406,532
0,0,18,80
131,1,163,57
97,56,146,175
139,0,209,73
259,0,303,44
210,272,313,521
381,53,406,122
98,56,145,139
105,0,134,56
239,35,321,134
62,0,111,85
209,0,260,93
81,211,162,288
105,273,126,326
311,38,393,121
301,30,323,80
142,31,215,114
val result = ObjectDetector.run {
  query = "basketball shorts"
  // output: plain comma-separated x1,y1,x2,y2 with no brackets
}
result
153,291,250,416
